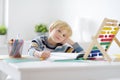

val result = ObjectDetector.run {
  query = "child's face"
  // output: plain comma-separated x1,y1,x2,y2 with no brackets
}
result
49,27,69,43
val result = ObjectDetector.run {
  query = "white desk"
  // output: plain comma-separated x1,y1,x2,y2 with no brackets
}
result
0,56,120,80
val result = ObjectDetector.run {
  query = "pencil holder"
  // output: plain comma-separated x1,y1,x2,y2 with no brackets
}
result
8,39,24,58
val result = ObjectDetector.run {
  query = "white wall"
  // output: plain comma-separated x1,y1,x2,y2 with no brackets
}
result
61,0,120,42
7,0,65,40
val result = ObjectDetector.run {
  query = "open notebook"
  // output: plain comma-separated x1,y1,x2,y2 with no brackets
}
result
48,52,79,61
47,52,105,62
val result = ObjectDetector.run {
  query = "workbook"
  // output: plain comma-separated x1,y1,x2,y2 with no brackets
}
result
48,52,104,62
48,52,79,61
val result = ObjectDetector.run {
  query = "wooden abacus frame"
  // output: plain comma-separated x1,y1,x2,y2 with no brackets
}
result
83,18,120,62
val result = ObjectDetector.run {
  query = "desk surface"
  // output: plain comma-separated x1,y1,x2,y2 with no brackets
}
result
0,55,120,80
1,54,119,69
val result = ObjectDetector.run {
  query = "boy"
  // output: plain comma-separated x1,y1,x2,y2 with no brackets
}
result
28,20,84,60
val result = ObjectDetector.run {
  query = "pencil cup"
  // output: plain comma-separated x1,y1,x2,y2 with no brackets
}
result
8,39,24,58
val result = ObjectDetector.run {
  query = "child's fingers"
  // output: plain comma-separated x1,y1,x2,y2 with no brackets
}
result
66,38,75,45
61,38,68,44
41,51,50,60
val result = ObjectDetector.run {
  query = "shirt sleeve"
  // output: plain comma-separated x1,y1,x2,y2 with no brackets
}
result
28,36,44,56
72,42,84,53
56,43,84,53
28,47,36,56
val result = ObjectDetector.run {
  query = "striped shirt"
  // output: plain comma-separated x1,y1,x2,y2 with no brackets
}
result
28,35,84,56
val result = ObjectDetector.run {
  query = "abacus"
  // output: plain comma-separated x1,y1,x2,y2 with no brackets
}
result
83,18,120,62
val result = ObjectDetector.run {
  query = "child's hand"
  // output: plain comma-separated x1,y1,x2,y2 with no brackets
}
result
34,51,50,60
62,38,75,45
40,51,50,60
66,38,75,45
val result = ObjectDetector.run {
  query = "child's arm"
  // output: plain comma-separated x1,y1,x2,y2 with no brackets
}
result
28,42,50,60
65,38,84,53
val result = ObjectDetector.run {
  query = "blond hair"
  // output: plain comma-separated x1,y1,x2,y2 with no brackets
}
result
49,20,72,37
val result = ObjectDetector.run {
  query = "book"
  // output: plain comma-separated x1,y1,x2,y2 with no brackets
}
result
48,52,79,61
48,52,105,62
